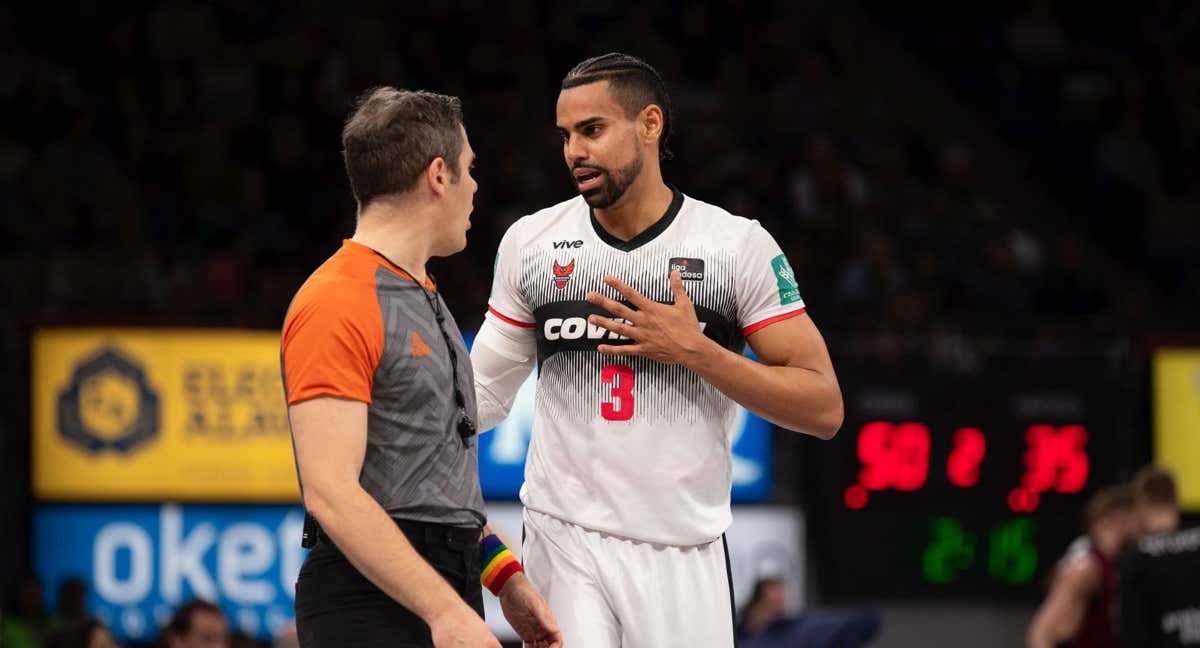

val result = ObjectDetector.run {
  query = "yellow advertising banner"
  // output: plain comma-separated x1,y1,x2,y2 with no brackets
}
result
1154,348,1200,511
33,328,299,501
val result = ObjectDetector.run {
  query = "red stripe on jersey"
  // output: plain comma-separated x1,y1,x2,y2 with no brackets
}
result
487,305,536,329
743,308,806,336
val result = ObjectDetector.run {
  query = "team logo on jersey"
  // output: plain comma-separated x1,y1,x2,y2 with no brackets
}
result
668,257,705,281
771,254,802,305
552,259,575,289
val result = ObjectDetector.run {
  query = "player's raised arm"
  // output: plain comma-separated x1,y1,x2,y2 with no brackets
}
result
587,269,842,439
719,304,842,438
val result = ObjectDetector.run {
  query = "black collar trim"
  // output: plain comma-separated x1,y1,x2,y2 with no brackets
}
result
589,187,684,252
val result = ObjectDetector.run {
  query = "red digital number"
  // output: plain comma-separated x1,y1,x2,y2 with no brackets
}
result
1021,424,1089,495
947,427,986,488
856,421,930,493
600,364,635,421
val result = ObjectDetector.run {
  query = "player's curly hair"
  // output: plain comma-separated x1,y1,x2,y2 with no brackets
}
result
562,53,674,160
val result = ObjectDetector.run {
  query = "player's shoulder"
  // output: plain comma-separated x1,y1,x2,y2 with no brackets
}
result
679,192,773,244
1058,551,1103,587
1137,526,1200,557
503,195,590,243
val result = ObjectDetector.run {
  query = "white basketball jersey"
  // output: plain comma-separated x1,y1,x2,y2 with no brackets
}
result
486,190,805,545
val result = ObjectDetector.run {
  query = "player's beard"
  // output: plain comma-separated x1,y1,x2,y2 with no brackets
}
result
574,146,643,209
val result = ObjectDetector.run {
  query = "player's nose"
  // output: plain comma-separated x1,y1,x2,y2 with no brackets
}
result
564,133,587,165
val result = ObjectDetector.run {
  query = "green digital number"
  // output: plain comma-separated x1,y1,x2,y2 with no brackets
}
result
988,518,1038,585
923,517,977,584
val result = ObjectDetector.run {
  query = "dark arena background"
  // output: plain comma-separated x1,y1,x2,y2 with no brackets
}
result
2,1,1199,647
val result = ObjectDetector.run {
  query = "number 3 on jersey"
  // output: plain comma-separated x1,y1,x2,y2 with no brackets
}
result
600,364,635,421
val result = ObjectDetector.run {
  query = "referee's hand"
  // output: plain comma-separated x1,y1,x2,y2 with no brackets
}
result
430,602,502,647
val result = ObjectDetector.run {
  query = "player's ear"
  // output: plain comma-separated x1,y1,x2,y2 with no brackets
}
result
639,105,664,147
426,157,448,198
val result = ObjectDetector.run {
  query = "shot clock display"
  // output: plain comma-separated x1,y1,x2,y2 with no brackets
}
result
809,355,1133,602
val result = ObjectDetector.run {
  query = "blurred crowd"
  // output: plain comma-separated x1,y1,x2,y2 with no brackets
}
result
3,0,1197,351
1,582,296,648
873,0,1200,331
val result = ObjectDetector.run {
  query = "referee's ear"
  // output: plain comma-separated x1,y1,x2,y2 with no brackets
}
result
638,104,665,152
426,157,449,198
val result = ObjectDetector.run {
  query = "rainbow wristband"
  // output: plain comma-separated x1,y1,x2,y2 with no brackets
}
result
480,533,523,596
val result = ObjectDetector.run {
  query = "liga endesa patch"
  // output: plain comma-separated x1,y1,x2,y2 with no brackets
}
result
668,257,705,281
771,254,801,305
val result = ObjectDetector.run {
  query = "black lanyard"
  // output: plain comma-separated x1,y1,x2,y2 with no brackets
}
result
371,250,477,447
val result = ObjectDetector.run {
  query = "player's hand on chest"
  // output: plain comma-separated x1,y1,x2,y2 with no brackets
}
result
585,270,709,366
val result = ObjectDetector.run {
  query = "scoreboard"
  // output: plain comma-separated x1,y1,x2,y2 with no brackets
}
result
808,354,1135,602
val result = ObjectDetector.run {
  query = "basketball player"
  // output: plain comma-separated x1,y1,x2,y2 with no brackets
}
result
470,53,844,647
1118,466,1200,648
1027,486,1137,648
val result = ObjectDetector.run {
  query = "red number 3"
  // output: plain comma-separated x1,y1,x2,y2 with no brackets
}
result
600,364,635,421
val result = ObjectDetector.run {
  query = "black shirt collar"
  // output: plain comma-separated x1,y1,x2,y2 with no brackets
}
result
589,187,684,252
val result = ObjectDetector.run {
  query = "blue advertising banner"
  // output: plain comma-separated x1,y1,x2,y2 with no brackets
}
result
34,504,306,643
466,334,775,502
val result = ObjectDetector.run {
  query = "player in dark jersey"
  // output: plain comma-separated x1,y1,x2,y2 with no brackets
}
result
1117,466,1200,648
1027,486,1138,648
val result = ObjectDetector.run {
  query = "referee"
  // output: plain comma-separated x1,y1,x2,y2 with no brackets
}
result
1117,466,1200,648
281,87,560,648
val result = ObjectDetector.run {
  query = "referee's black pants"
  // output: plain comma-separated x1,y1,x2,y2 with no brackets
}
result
295,518,484,648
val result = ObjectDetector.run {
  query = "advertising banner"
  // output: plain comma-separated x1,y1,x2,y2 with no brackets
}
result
1154,348,1200,510
33,328,299,501
35,328,775,503
34,504,306,643
35,503,803,642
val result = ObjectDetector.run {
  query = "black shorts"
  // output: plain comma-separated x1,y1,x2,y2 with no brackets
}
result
295,518,484,648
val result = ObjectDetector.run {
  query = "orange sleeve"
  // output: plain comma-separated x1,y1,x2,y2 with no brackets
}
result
281,275,384,406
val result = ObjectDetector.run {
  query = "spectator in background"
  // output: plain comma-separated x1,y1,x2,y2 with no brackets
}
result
1,574,56,648
271,624,299,648
160,600,229,648
228,630,257,648
56,577,88,628
1027,486,1138,648
1117,466,1200,648
46,617,120,648
737,577,881,648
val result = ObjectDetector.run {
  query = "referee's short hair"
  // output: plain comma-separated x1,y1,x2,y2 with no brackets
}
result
342,87,464,209
562,53,674,160
1132,465,1178,508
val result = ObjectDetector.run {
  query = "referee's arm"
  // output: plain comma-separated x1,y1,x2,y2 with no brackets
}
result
290,396,499,647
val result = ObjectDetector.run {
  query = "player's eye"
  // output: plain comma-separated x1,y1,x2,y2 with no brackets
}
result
585,125,602,137
557,130,569,143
